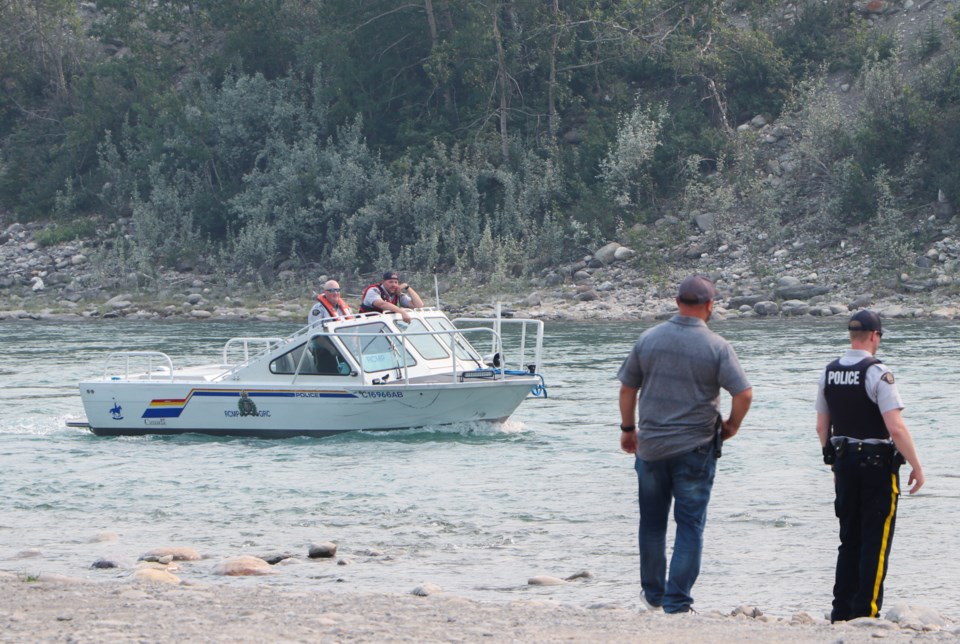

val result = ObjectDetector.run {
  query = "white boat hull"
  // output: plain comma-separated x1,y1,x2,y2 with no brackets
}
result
80,378,537,438
75,309,546,438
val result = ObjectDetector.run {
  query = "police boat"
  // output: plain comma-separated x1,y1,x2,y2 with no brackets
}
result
71,308,547,438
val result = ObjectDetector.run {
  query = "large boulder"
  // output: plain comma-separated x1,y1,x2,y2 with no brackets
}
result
572,270,592,283
411,582,443,596
885,604,950,630
754,301,779,316
308,541,338,558
139,546,202,562
774,283,830,300
213,556,276,576
132,568,181,584
693,212,715,232
848,294,873,309
575,290,599,302
781,300,810,316
593,242,621,265
528,575,566,586
729,295,766,308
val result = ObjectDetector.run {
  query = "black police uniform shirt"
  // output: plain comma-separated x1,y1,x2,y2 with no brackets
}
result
815,349,903,441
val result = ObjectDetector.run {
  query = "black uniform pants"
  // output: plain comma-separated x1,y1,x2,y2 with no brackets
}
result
831,447,901,622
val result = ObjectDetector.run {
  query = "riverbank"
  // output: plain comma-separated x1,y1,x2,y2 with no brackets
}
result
0,574,953,643
1,259,958,325
2,218,959,324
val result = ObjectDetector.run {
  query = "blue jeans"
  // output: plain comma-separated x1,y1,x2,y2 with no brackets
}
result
635,444,717,613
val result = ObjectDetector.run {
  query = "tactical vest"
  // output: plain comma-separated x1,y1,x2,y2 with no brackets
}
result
823,357,888,440
358,283,398,313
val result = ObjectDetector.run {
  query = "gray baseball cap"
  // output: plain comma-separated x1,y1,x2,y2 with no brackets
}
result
677,275,717,304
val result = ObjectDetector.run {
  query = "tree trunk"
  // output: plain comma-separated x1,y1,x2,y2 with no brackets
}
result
424,0,439,46
423,0,453,111
492,2,509,162
547,0,560,141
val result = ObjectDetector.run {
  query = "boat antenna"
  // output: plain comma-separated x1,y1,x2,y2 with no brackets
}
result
433,274,440,309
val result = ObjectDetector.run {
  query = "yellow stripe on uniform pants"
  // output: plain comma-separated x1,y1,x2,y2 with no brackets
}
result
869,473,900,617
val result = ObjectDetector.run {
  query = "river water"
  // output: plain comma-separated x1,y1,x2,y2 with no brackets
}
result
0,318,957,618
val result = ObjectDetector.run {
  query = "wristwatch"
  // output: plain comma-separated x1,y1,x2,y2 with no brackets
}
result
620,424,636,432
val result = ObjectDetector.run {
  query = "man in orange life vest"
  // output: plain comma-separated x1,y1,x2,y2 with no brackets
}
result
359,271,423,323
307,279,353,326
815,310,925,622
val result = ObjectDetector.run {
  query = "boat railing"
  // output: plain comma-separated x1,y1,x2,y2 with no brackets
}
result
102,351,175,382
453,314,544,375
221,337,285,366
301,325,507,385
213,309,541,387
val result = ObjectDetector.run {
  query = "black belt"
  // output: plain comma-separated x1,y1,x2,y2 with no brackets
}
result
833,438,902,466
838,439,893,457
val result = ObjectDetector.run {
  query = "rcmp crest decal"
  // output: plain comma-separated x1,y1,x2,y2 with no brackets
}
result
238,391,258,417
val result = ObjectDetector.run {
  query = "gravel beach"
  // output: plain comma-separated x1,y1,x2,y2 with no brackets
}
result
0,574,953,643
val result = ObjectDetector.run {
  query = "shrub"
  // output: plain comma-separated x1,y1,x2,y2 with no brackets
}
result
599,103,666,210
717,28,792,124
840,21,898,73
867,169,912,270
34,219,98,247
774,0,850,77
912,19,943,62
852,57,929,177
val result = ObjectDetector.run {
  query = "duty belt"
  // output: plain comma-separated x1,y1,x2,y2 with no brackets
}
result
831,437,904,466
832,437,893,455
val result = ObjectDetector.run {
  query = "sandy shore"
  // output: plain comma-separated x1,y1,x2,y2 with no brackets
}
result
0,575,950,643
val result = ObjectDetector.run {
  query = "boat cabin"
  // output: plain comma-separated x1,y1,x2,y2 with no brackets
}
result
222,308,542,387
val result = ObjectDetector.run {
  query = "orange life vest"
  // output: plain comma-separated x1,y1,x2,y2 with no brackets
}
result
315,293,353,320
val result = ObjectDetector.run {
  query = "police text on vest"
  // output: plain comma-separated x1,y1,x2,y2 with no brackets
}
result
827,371,860,385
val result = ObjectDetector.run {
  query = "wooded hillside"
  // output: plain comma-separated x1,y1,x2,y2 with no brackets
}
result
2,0,959,284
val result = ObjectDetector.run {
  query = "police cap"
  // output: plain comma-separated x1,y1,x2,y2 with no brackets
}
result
848,310,882,334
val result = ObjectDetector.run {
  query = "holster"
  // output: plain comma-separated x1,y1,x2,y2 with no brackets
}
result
713,415,723,458
822,442,836,465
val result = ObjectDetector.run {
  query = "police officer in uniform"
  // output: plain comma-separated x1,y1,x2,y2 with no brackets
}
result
359,271,423,324
815,310,925,622
307,279,353,326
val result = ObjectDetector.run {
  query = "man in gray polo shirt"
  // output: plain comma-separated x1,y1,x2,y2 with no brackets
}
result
618,275,753,614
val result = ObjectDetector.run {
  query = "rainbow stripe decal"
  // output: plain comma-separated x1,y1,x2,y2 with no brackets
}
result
141,389,356,419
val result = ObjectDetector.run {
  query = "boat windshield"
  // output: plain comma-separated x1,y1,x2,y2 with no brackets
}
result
335,322,417,373
426,316,482,362
401,319,450,360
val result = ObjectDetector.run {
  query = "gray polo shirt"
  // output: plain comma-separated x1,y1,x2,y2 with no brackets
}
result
618,315,751,461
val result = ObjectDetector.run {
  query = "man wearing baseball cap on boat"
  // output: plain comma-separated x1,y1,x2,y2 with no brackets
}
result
815,309,925,623
358,270,424,324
